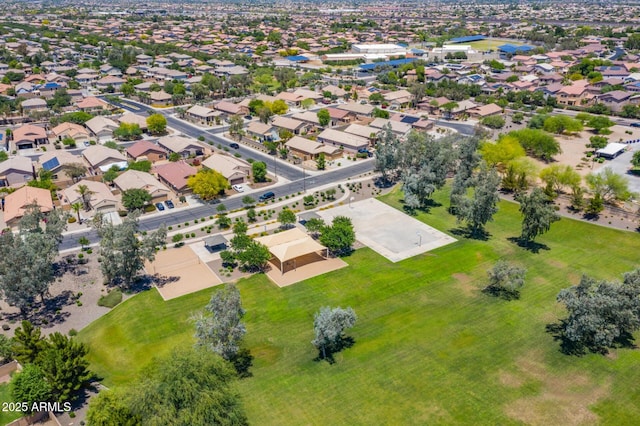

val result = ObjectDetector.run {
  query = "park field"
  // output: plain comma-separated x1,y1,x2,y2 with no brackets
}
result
78,186,640,425
465,39,524,51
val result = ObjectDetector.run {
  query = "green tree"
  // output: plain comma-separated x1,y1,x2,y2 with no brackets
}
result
187,169,229,201
146,113,167,135
481,115,506,129
121,188,152,212
368,93,384,104
372,107,390,119
304,217,325,238
241,196,255,208
0,151,7,162
455,165,501,236
10,364,52,414
557,270,640,354
12,320,47,364
483,260,527,300
539,165,582,197
229,114,244,139
194,284,247,362
320,216,355,256
480,135,525,172
246,208,257,223
278,208,296,229
37,332,91,404
317,108,330,127
316,152,326,170
270,99,288,115
516,188,560,244
587,115,614,134
96,212,166,286
508,129,561,161
312,306,357,361
128,349,248,425
86,389,139,426
543,115,583,134
64,163,87,183
252,161,267,182
632,150,640,168
586,168,632,203
588,135,608,151
102,165,120,184
113,123,142,141
235,241,270,272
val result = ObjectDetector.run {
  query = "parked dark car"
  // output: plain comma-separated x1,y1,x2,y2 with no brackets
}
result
358,148,373,157
155,202,165,211
631,122,640,128
230,143,240,149
258,191,275,202
164,200,175,209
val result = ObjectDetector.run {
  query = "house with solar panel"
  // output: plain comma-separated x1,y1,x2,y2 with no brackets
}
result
38,151,86,183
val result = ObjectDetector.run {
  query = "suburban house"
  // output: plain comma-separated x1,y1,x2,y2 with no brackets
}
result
50,122,91,144
185,105,221,125
316,128,369,152
117,112,149,132
0,156,34,187
11,124,48,150
21,98,48,113
383,89,413,107
154,161,197,194
596,90,633,112
343,123,380,143
213,101,248,119
95,76,125,91
468,103,504,118
201,154,251,185
557,80,593,107
149,91,173,106
61,179,118,214
293,88,324,102
114,170,171,202
158,135,204,158
271,116,307,135
246,121,278,142
326,107,354,126
369,118,412,137
285,136,342,161
82,145,128,174
126,140,167,163
76,96,110,113
336,102,375,118
85,116,119,142
38,150,85,183
276,91,305,107
3,186,53,227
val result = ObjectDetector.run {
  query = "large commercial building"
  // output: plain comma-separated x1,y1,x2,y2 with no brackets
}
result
352,44,407,55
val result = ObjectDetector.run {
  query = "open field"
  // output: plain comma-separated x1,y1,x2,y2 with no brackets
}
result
78,185,640,425
466,39,524,51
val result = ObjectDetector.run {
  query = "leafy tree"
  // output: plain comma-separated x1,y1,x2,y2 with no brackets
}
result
187,169,229,201
0,151,7,162
586,168,632,203
86,389,139,426
246,208,257,223
512,112,524,124
121,188,152,212
320,216,355,256
248,99,264,115
252,161,267,182
588,135,608,151
631,150,640,168
146,113,167,135
0,335,13,365
96,212,167,286
539,164,581,197
483,261,526,300
0,206,67,314
168,152,181,162
586,192,605,215
194,285,247,361
278,208,296,229
508,129,561,161
235,241,271,272
113,123,142,141
481,115,506,129
587,115,614,134
480,135,525,172
372,107,390,119
228,115,245,139
312,306,357,361
449,135,481,213
270,99,288,115
37,332,91,403
10,364,52,414
102,165,120,183
128,349,248,425
315,152,326,170
455,165,501,236
374,124,399,182
13,320,47,364
241,196,255,208
304,217,325,238
317,108,330,127
557,270,640,354
64,162,87,183
127,160,152,172
543,115,583,134
516,188,560,244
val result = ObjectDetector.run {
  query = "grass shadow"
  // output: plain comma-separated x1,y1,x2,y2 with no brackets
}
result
314,336,356,364
545,321,638,356
401,199,442,216
508,236,550,253
449,226,491,241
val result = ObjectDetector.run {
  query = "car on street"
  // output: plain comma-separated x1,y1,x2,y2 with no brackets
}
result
232,184,245,193
155,202,165,211
631,122,640,128
230,143,240,149
164,200,175,209
83,141,90,147
258,191,275,202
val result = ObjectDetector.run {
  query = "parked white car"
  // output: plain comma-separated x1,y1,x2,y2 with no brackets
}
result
232,184,245,193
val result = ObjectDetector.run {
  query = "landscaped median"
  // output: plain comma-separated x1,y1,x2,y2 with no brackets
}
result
78,185,640,425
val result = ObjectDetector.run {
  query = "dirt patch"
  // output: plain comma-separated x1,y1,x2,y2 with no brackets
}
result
547,259,568,269
452,273,477,297
499,370,525,388
504,352,610,426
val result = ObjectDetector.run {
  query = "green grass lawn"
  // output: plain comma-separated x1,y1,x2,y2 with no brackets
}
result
78,186,640,425
466,39,524,51
0,383,22,425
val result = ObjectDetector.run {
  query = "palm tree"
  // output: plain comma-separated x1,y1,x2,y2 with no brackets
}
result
75,184,94,211
71,202,82,222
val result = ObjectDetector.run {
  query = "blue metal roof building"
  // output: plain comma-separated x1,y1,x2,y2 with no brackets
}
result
498,44,534,54
359,58,417,72
286,55,309,62
450,35,486,43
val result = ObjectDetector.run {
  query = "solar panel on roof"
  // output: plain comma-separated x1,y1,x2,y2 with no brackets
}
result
42,157,60,171
400,116,420,124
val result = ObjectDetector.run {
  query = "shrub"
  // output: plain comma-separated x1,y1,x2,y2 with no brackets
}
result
118,210,128,217
97,289,123,308
144,204,156,213
68,217,77,223
68,329,78,336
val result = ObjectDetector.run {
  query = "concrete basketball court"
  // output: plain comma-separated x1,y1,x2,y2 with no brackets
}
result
145,245,223,300
317,198,457,263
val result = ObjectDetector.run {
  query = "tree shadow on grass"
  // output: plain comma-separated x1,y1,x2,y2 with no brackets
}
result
449,226,491,241
314,336,355,364
130,274,178,292
507,236,550,254
545,321,637,356
401,199,442,216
